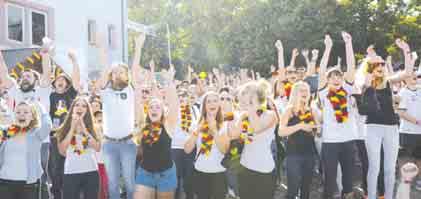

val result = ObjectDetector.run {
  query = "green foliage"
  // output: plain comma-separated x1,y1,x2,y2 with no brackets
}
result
129,0,421,76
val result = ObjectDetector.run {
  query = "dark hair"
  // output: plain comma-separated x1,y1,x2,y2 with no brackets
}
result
93,110,103,118
219,86,231,94
191,78,198,85
55,97,98,142
199,92,223,131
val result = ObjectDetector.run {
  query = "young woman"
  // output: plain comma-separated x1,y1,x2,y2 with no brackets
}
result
0,101,52,199
184,91,231,199
134,69,179,199
357,39,414,199
279,81,319,199
230,80,278,199
56,97,101,199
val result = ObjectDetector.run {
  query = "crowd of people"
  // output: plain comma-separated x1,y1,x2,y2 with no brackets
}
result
0,31,420,199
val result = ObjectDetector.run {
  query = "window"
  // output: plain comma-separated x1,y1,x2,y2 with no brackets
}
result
108,24,116,48
7,3,24,42
31,10,47,45
88,20,97,45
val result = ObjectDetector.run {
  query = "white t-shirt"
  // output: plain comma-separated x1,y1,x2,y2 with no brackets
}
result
64,134,98,174
318,83,358,143
398,87,421,134
194,123,227,173
101,86,135,138
240,120,276,173
274,96,288,114
7,86,51,112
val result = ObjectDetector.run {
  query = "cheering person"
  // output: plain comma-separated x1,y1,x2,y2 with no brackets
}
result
317,32,358,199
184,91,231,199
229,80,278,199
0,101,52,199
279,81,319,199
134,67,179,199
56,97,101,199
357,39,414,199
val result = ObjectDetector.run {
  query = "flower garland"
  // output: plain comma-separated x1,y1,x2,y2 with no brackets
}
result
198,121,214,157
180,105,192,132
224,112,234,122
327,87,349,123
54,106,68,117
0,125,29,142
70,134,89,155
143,104,148,114
298,110,316,125
228,116,255,159
283,81,292,98
142,122,162,146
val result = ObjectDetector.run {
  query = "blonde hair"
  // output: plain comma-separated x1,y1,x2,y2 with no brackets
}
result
14,101,40,130
287,81,311,113
239,80,271,105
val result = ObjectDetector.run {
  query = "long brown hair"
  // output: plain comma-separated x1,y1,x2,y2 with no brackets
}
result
55,97,98,142
198,92,223,131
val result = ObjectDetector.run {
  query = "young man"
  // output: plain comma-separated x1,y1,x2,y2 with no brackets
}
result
96,33,146,199
318,33,358,199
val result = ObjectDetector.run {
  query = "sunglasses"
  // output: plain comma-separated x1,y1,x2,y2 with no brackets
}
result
220,97,232,101
142,89,151,95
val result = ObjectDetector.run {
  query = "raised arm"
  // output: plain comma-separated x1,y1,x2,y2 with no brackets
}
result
318,35,333,88
342,31,356,83
307,49,319,76
95,33,110,90
0,50,15,89
132,33,146,89
163,65,179,136
390,39,413,83
68,50,81,92
39,50,52,88
289,48,299,68
275,40,286,81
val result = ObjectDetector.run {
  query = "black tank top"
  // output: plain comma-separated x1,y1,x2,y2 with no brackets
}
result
365,82,399,125
140,127,173,172
285,114,316,156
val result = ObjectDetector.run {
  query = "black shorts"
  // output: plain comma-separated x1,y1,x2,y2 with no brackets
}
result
400,133,421,159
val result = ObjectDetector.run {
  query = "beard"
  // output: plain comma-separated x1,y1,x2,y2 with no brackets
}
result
111,78,128,90
20,81,36,92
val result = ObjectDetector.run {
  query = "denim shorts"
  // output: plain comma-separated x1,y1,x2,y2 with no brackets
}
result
135,165,177,192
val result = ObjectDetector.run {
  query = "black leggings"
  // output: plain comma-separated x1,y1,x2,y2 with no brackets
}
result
0,179,39,199
238,165,275,199
321,141,354,199
63,171,99,199
193,169,227,199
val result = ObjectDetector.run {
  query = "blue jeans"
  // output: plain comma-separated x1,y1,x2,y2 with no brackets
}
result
285,154,314,199
102,139,137,199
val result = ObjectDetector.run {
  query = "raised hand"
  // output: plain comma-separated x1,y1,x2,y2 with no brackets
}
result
366,45,377,57
396,39,410,53
68,49,77,61
311,49,319,60
275,40,283,51
324,35,333,49
301,49,309,58
135,33,146,49
292,48,299,58
401,162,419,182
341,31,352,44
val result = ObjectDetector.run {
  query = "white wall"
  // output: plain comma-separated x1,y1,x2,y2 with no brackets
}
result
29,0,127,79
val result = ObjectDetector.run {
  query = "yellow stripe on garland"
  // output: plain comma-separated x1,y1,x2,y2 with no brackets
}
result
17,63,25,70
33,52,41,60
26,57,34,64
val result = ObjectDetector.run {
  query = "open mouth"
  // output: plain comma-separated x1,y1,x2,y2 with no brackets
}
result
151,113,158,117
209,107,217,112
18,119,26,123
